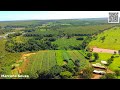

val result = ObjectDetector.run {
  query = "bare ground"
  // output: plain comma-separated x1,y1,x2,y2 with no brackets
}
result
92,47,118,54
11,53,36,75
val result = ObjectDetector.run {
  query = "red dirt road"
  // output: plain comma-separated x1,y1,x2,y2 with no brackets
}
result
11,53,36,75
92,47,118,54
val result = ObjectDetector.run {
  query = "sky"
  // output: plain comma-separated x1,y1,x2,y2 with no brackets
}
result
0,11,119,21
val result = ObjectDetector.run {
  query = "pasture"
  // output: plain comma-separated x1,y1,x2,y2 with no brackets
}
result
89,27,120,50
52,37,84,49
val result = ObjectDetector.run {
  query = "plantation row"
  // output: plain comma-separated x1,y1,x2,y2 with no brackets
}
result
57,24,116,35
24,50,89,77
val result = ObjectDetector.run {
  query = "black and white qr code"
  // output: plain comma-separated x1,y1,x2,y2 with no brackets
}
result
108,12,119,23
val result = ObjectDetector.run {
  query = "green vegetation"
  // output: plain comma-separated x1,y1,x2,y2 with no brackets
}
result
89,27,120,50
100,73,116,79
0,39,21,75
23,50,89,78
0,19,119,79
52,37,83,50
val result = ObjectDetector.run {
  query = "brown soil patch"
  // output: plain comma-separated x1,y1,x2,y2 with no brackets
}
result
91,74,102,79
106,69,114,73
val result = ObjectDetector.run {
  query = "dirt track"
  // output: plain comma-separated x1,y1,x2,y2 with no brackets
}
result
92,47,118,54
11,53,36,75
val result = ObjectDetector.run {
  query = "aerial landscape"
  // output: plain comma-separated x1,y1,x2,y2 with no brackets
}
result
0,11,120,79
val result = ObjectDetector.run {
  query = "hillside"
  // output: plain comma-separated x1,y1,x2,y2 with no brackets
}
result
88,27,120,50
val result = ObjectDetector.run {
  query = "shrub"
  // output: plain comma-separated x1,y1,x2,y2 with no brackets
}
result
76,37,84,40
60,71,73,79
80,66,93,79
100,73,116,79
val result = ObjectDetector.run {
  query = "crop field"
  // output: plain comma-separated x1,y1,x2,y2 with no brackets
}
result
25,51,56,74
67,50,89,69
0,18,119,79
89,27,120,50
23,50,89,78
57,24,116,35
52,37,84,49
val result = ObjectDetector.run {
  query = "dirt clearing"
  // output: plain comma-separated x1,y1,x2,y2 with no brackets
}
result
92,47,118,54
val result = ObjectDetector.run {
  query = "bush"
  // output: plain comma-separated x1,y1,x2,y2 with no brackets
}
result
60,71,73,79
93,53,99,60
100,73,116,79
115,70,120,77
76,37,84,40
48,38,56,42
80,66,93,79
86,53,92,59
107,57,114,66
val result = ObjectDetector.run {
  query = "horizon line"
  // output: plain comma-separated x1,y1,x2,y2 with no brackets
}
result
0,17,108,22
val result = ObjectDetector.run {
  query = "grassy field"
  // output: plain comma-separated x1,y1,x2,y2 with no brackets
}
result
0,20,41,27
91,53,113,63
57,24,115,35
52,37,83,49
109,56,120,71
89,27,120,50
91,52,120,71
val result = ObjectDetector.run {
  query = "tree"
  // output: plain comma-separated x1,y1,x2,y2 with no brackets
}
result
60,71,73,79
101,36,105,43
80,67,93,79
51,44,58,50
115,70,120,78
114,51,117,55
118,50,120,55
37,71,51,79
93,53,99,60
48,65,64,78
86,53,92,59
115,39,117,42
100,73,116,79
74,59,80,67
49,38,56,42
76,37,84,40
107,58,113,66
37,65,64,79
67,34,72,39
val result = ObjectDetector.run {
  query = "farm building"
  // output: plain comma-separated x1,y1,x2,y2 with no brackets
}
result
93,70,106,75
101,60,107,65
92,63,106,69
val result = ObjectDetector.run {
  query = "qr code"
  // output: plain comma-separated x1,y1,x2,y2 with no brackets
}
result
108,12,119,23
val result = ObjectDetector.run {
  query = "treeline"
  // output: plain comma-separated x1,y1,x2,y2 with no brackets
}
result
4,25,26,29
5,38,58,52
0,28,13,35
7,32,22,38
93,25,117,35
74,34,91,36
23,33,54,38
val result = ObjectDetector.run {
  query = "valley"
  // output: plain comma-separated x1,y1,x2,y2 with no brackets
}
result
0,18,119,79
